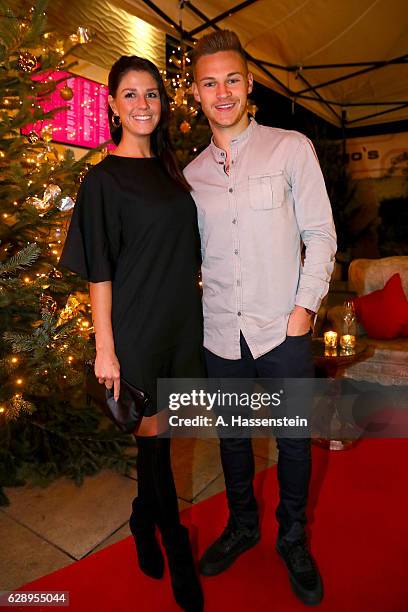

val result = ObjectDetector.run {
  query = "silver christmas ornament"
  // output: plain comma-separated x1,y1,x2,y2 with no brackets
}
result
57,196,75,211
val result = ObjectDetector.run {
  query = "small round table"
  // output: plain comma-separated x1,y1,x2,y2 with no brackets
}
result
312,338,368,450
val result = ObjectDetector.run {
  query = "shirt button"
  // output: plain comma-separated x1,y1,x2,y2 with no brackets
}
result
229,188,233,193
237,279,241,286
232,218,237,224
237,311,242,316
234,249,239,255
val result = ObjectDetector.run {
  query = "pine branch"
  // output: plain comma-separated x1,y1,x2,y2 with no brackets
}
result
0,243,41,276
3,331,33,352
6,394,35,421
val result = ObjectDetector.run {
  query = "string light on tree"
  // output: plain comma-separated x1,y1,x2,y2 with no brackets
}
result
165,2,195,111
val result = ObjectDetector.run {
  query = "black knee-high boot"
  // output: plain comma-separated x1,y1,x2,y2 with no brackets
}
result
133,436,203,612
129,437,165,579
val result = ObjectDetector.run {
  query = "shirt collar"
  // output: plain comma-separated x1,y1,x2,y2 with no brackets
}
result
210,117,258,163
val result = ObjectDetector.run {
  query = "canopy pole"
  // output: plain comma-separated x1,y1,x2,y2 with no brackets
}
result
187,0,260,37
296,54,408,95
346,103,408,125
296,72,341,123
141,0,182,34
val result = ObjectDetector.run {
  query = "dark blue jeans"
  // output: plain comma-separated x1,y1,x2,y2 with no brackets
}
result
205,332,314,544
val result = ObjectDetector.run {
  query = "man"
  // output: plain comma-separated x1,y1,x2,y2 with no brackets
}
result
184,30,336,606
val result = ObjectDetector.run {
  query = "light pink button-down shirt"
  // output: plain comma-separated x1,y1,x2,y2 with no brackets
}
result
184,119,337,359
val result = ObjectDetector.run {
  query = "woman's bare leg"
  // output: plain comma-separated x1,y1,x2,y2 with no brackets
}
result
134,408,170,437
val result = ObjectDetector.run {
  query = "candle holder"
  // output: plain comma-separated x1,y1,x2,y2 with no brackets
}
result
324,331,338,348
340,334,356,350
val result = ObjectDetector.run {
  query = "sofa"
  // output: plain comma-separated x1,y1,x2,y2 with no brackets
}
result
326,256,408,386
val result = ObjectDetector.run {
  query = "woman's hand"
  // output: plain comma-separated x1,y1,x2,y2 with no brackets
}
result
89,281,119,400
287,305,313,337
94,350,120,401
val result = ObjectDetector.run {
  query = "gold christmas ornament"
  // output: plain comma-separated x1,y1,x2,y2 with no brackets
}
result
180,120,191,134
18,51,37,73
57,295,80,325
66,295,80,311
59,85,74,101
54,39,65,55
40,294,57,314
27,130,40,144
26,196,50,212
49,268,63,280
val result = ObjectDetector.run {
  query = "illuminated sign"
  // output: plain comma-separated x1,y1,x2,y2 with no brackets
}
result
23,71,111,149
346,133,408,179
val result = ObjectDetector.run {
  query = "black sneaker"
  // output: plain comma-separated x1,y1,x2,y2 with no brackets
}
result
276,539,323,606
199,523,260,576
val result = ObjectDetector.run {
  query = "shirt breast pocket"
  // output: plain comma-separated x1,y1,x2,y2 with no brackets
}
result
249,172,284,210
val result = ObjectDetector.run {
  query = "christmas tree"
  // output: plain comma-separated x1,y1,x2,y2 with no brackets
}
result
0,0,135,506
165,38,211,167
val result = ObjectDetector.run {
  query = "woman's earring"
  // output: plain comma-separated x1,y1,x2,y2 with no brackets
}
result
111,114,121,127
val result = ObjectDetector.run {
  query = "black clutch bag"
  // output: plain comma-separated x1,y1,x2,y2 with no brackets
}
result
105,378,151,434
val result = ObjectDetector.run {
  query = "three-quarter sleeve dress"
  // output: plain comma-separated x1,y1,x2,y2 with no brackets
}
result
59,155,204,411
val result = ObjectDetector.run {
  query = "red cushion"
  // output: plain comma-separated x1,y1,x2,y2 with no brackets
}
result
354,273,408,339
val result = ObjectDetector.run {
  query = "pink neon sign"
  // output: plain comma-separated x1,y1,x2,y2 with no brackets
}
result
24,71,111,148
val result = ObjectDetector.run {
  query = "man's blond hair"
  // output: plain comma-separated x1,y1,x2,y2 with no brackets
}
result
192,30,247,74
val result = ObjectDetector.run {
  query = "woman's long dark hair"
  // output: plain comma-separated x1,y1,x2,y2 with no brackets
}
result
108,55,191,192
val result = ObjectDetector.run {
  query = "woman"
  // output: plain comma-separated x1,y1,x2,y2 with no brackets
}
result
60,56,204,612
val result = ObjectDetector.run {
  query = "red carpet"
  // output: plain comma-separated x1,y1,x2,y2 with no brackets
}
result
16,439,408,611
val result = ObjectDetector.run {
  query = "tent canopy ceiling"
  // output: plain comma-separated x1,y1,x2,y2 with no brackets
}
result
111,0,408,128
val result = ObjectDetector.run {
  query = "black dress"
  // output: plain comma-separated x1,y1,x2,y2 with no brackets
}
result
59,155,204,411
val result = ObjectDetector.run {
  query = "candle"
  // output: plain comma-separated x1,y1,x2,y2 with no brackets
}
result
324,331,338,348
340,334,356,349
